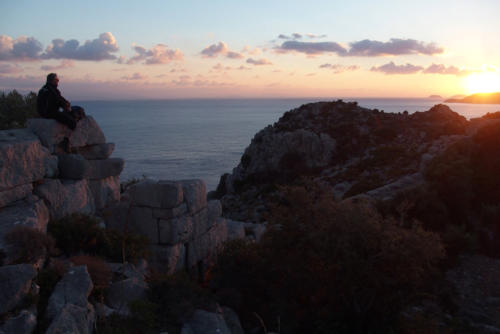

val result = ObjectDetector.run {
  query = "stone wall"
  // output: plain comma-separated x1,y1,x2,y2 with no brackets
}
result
0,116,123,250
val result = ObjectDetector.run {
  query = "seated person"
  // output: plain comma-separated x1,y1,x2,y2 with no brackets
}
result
37,73,85,130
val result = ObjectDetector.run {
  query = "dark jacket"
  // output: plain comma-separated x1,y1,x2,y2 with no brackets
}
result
37,83,70,117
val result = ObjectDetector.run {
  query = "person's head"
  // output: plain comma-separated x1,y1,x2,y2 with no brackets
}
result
46,73,59,87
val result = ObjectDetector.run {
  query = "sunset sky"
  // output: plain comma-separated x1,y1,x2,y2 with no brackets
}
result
1,0,500,100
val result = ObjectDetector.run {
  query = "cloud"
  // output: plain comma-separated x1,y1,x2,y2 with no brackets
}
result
348,38,444,56
370,61,424,74
277,40,347,55
127,44,183,65
319,63,359,73
0,63,24,74
40,59,75,71
237,65,251,70
241,46,261,55
0,35,43,61
212,63,232,71
278,33,302,40
121,72,148,80
43,32,119,61
275,38,444,57
305,33,327,39
246,58,272,65
201,42,243,59
423,63,469,76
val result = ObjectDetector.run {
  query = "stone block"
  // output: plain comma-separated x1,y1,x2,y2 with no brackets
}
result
186,218,227,269
0,183,33,208
181,179,207,214
46,266,93,320
129,206,157,243
227,220,246,241
58,154,124,180
192,207,213,239
129,179,183,208
105,278,147,313
34,179,95,220
158,215,193,245
28,116,105,153
0,309,37,334
76,143,115,160
207,200,222,223
150,244,186,275
0,128,55,191
45,303,95,334
153,203,187,219
0,196,49,250
89,176,120,210
103,199,130,231
0,264,37,314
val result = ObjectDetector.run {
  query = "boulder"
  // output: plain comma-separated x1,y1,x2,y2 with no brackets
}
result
105,278,147,313
129,179,183,208
0,128,56,191
0,309,37,334
207,200,222,223
221,306,244,334
0,264,37,314
243,223,267,242
181,180,207,214
45,303,95,334
150,244,186,274
186,218,227,270
75,142,115,160
46,266,93,320
27,116,105,153
158,215,193,245
0,196,49,250
34,179,95,219
58,154,124,180
0,184,33,209
89,176,120,210
181,309,231,334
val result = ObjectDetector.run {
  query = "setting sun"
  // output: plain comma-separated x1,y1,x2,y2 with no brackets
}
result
464,71,500,94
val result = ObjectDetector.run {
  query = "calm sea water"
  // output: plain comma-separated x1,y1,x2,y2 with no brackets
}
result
76,98,500,190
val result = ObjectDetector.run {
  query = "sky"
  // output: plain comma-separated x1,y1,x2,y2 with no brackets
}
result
1,0,500,100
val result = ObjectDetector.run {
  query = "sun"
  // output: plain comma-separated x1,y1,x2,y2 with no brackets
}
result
464,71,500,94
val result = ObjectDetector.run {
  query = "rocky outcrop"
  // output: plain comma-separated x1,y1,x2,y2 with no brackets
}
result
215,102,470,222
181,309,232,334
0,309,37,334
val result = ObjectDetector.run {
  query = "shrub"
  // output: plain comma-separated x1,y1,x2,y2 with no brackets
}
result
212,184,445,333
70,255,112,292
3,226,55,264
0,90,38,129
48,213,150,263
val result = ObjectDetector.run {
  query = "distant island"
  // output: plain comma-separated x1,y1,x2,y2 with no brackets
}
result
428,95,442,99
445,92,500,104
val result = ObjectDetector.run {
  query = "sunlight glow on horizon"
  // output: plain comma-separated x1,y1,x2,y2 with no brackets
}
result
463,71,500,94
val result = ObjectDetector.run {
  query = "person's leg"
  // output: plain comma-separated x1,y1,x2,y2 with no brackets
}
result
70,106,86,121
49,111,77,130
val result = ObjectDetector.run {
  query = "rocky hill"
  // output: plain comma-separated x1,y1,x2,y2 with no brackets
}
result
445,92,500,104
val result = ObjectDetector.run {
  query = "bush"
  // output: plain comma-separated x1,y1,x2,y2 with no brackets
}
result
212,185,445,333
48,213,150,262
3,226,54,264
0,90,38,129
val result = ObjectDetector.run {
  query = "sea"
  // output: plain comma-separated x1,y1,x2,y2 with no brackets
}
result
75,98,500,191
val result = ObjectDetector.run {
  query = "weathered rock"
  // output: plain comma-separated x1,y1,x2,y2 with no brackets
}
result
105,278,147,313
243,223,267,242
27,116,105,153
129,179,183,208
34,179,95,219
0,309,37,334
0,196,49,250
221,306,244,334
158,215,193,245
46,266,93,320
76,142,115,160
103,199,130,231
108,262,146,281
0,184,33,208
0,128,56,191
45,303,95,334
186,218,227,270
128,206,157,243
0,264,37,314
89,176,120,210
226,220,246,241
207,200,222,223
192,207,212,239
153,203,187,219
181,309,231,334
58,154,124,180
150,244,186,274
182,179,207,214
